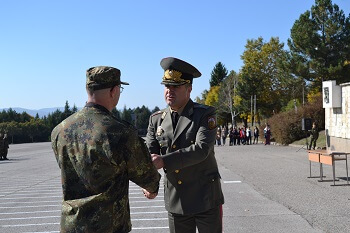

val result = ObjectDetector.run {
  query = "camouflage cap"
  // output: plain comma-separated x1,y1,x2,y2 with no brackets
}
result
86,66,129,91
160,57,201,86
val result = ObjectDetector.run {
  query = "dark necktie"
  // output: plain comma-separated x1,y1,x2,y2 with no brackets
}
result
172,111,179,129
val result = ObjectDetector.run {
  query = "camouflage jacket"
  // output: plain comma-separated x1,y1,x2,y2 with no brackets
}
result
51,103,160,233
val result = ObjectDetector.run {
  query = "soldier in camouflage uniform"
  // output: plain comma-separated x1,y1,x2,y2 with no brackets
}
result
51,66,161,233
145,57,224,233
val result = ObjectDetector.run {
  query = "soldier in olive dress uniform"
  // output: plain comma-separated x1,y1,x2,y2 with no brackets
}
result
51,66,161,233
308,122,319,150
145,57,225,233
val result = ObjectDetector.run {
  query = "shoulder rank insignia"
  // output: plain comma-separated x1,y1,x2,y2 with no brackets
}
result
156,126,164,136
208,116,217,130
151,111,164,117
161,111,167,120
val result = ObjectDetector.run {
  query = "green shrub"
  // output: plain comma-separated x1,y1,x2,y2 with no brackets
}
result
264,95,324,145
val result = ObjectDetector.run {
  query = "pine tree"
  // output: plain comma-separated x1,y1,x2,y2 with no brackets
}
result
288,0,350,90
209,62,228,87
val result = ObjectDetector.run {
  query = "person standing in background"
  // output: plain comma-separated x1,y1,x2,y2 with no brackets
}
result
253,126,259,144
2,133,9,160
221,126,227,146
264,124,271,145
246,127,252,145
308,122,319,150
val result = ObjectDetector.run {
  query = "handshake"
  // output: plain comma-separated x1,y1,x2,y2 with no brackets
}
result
142,188,158,199
142,153,164,199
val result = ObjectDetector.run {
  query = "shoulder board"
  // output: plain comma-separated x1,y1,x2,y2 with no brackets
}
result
193,103,209,109
151,110,163,117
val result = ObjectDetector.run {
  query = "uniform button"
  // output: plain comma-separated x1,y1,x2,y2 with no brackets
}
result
178,180,182,185
160,144,162,146
175,170,179,173
172,145,176,149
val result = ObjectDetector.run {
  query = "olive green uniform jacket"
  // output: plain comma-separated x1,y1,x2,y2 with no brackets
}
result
310,127,319,140
145,99,224,215
51,103,161,233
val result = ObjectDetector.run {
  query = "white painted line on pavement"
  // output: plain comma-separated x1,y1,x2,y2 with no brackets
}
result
0,215,59,221
0,192,61,197
133,226,169,230
0,200,60,205
129,188,164,191
0,213,167,220
22,229,170,233
131,206,164,209
0,204,60,209
0,188,61,194
0,184,60,188
23,232,59,233
1,222,60,227
0,203,165,209
0,208,165,215
2,219,168,227
0,188,62,193
0,195,61,200
129,196,164,199
0,210,60,215
223,180,242,184
130,200,164,203
131,211,168,215
129,192,164,195
132,218,168,221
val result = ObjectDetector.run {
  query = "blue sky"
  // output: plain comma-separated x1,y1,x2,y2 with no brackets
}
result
1,0,349,111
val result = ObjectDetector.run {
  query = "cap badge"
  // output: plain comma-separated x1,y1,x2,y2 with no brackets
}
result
163,69,190,84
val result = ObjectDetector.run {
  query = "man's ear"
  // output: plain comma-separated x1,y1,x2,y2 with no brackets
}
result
186,84,192,96
110,86,118,98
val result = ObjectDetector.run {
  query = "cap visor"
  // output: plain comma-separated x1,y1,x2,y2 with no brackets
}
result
161,81,186,86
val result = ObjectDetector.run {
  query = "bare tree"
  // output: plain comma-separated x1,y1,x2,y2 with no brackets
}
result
218,70,240,126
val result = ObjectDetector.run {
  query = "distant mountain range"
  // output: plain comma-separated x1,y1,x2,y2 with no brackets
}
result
0,107,68,118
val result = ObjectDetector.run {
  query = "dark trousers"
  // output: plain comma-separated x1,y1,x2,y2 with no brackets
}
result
168,206,222,233
308,137,317,150
229,137,233,146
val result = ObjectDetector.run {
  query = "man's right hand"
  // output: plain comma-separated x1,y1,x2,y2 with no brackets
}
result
142,189,158,199
151,154,164,169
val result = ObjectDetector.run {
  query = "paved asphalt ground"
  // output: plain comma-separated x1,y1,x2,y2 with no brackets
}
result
0,142,349,232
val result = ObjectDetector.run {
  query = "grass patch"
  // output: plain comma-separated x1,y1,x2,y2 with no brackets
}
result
291,130,326,148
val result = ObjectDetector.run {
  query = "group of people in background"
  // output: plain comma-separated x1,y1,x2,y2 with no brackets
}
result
0,132,9,160
216,123,272,146
216,125,260,146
